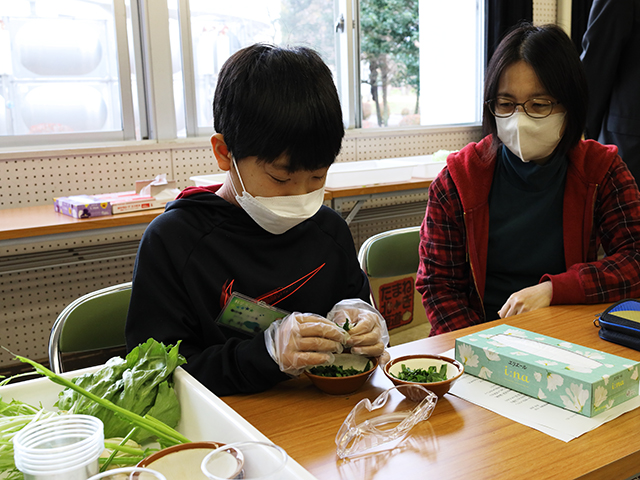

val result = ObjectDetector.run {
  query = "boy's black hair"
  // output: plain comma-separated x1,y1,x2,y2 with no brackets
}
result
483,23,588,157
213,44,344,172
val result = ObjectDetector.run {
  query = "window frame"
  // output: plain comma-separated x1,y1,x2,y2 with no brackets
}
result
0,0,139,147
0,0,486,148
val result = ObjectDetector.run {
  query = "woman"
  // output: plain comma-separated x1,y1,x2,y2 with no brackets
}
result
416,23,640,336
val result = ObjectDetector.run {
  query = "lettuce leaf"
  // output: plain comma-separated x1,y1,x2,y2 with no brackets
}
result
56,338,186,443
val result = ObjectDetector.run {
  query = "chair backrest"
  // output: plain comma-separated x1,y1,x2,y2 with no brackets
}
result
48,282,132,373
358,226,421,278
358,226,426,335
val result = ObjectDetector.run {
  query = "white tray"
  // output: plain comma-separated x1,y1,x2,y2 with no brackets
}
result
326,159,417,188
0,366,317,480
407,155,446,179
190,155,445,190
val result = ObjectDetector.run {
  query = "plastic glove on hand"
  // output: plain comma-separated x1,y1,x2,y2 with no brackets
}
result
328,299,390,357
265,312,347,376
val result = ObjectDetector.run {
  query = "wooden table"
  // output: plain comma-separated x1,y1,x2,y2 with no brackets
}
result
0,204,165,241
223,304,640,480
0,178,436,241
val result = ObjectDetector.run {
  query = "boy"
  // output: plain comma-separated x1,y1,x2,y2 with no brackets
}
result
125,44,387,396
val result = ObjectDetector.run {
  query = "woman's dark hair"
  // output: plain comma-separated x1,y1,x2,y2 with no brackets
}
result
483,23,588,157
213,44,344,171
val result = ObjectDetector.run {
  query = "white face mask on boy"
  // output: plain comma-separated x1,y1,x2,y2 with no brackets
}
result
229,157,325,235
496,112,566,162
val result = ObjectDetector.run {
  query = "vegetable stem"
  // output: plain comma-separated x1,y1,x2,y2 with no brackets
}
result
100,427,138,472
99,456,143,466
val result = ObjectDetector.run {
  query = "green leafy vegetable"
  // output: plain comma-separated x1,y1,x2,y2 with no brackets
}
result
0,340,188,476
14,339,189,447
55,338,187,444
309,361,372,377
342,319,351,331
392,363,448,383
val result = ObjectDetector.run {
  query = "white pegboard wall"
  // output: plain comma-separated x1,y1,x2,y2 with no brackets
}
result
0,127,482,209
171,145,221,188
533,0,557,25
351,212,425,253
0,149,174,208
0,255,136,367
350,126,482,162
0,227,144,369
336,136,358,163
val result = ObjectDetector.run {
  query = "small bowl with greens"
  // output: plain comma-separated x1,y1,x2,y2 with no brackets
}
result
383,354,464,399
305,353,378,395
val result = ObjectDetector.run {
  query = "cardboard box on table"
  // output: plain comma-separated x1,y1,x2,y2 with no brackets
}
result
369,273,431,345
455,324,640,417
94,178,179,214
54,195,111,218
53,178,178,217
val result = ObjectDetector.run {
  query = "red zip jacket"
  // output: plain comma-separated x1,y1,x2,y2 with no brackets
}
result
416,135,640,335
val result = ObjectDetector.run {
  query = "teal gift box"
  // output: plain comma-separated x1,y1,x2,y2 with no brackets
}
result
455,325,640,417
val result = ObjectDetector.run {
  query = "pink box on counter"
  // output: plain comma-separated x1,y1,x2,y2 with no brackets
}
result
54,195,111,219
95,191,169,214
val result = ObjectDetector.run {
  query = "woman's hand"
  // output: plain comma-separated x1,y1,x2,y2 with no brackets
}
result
498,281,553,318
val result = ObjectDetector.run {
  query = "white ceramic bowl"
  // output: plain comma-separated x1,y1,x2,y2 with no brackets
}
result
137,442,230,480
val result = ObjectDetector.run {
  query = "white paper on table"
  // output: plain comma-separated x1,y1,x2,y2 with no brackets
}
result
442,348,640,442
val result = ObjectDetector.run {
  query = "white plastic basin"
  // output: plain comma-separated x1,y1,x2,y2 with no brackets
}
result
326,159,417,188
408,155,447,179
190,174,226,187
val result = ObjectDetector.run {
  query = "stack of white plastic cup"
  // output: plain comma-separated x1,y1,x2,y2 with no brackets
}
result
13,414,105,480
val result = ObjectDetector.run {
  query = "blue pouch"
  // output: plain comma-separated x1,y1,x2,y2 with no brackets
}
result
594,299,640,351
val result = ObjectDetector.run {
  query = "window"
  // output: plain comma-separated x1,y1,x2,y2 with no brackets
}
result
177,0,484,134
0,0,484,146
172,0,337,137
359,0,484,128
0,0,137,146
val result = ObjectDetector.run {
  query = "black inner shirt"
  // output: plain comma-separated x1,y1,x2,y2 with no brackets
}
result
483,145,568,320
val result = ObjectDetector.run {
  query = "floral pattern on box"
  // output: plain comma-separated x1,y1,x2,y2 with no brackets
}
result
455,325,640,417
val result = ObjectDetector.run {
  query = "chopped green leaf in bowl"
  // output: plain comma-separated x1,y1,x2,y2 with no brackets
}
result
308,361,372,378
391,364,448,383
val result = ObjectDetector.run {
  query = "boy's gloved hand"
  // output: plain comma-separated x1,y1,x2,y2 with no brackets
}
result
264,312,347,376
327,299,390,357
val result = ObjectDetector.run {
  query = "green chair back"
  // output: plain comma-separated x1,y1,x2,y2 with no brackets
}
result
48,282,132,373
359,226,421,278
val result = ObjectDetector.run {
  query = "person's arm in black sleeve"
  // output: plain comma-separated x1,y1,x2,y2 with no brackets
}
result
580,0,635,140
125,219,289,396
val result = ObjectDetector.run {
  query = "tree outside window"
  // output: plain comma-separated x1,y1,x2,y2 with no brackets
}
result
360,0,419,128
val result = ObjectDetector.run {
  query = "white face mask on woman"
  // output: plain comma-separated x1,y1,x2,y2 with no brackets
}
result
229,157,325,235
496,112,566,162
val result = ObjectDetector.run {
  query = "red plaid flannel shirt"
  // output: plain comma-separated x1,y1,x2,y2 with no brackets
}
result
417,137,640,335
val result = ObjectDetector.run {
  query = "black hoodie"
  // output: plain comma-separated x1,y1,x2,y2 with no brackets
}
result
125,185,369,395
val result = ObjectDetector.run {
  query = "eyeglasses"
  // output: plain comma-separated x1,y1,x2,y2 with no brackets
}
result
486,97,561,118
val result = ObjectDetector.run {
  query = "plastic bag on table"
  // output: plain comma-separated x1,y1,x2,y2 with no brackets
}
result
335,384,437,459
